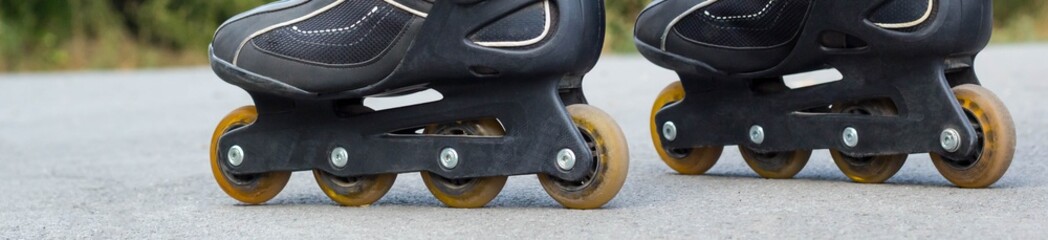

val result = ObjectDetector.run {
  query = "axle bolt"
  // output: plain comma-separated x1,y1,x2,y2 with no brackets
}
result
663,121,678,141
556,149,576,171
749,125,765,144
330,147,349,168
227,145,244,167
842,127,859,147
439,148,459,169
941,128,962,153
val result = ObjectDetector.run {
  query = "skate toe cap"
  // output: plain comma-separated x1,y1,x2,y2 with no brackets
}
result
210,0,330,63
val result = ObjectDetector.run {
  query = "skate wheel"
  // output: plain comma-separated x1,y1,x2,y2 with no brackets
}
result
421,119,507,208
830,152,907,183
830,100,908,183
421,173,507,208
739,147,811,179
930,84,1015,188
539,104,628,209
313,105,397,206
650,81,723,174
210,106,291,205
313,170,396,206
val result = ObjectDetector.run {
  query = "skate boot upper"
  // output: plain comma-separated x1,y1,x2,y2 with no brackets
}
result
634,0,941,75
210,0,566,99
210,0,429,95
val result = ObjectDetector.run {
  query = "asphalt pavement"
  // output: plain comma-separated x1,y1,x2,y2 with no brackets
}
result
2,44,1047,239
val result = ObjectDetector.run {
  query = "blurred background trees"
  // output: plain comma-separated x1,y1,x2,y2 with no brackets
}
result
0,0,266,71
1,0,1046,72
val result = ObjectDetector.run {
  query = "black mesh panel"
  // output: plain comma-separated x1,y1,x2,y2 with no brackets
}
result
469,1,548,44
251,0,413,65
869,0,936,32
672,0,812,48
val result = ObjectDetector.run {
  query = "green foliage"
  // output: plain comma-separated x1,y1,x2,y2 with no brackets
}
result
0,1,124,70
0,0,1045,72
0,0,263,71
994,0,1046,24
112,0,268,50
992,0,1048,42
604,0,649,52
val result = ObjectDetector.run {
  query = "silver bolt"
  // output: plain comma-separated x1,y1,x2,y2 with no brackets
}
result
940,128,962,153
439,148,459,169
227,145,244,167
330,147,349,168
749,125,765,144
662,121,678,141
556,148,576,171
842,127,859,147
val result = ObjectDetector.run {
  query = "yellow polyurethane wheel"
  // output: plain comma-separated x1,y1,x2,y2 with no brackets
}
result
930,84,1015,188
210,106,291,205
829,100,908,183
830,151,907,183
421,119,508,208
650,81,723,174
739,147,811,179
539,104,629,209
313,170,397,206
313,105,397,206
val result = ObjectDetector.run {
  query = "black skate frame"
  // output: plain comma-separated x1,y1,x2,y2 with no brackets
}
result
642,0,992,159
214,0,606,181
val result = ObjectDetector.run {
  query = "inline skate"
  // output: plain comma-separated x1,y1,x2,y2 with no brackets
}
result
636,0,1014,187
208,0,628,208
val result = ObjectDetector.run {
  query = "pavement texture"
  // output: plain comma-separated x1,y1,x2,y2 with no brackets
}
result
1,44,1047,239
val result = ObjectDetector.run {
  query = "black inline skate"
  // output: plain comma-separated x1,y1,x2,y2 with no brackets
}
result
208,0,628,208
636,0,1014,187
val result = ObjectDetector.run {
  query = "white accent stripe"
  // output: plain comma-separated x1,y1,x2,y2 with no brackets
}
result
474,0,552,48
875,0,934,29
384,0,428,18
233,0,347,65
662,0,719,50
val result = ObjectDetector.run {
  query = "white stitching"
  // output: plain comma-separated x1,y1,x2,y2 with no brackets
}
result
277,6,396,47
703,0,775,21
291,7,379,35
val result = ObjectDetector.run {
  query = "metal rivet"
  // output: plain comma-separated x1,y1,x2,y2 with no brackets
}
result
556,148,576,171
941,128,961,153
227,145,244,167
749,125,765,144
439,148,459,169
330,147,348,168
663,121,678,141
842,127,859,147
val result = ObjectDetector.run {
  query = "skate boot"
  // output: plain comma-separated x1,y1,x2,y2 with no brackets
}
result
637,0,1014,187
208,0,628,208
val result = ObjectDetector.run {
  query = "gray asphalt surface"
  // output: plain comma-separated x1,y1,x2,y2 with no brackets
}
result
2,44,1047,239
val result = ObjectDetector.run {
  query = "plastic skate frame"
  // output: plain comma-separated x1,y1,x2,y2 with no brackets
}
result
211,0,606,181
641,0,992,159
